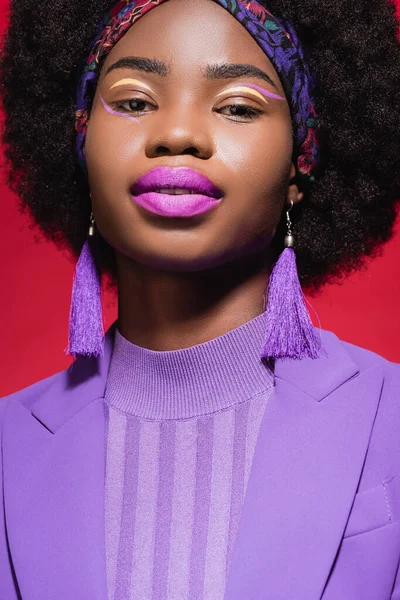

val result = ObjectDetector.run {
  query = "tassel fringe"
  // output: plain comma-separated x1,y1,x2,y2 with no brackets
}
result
261,247,322,360
66,237,104,358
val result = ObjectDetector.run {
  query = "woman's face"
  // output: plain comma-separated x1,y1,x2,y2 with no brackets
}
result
85,0,295,273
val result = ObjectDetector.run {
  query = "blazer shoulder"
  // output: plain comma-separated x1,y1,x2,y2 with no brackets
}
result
338,334,400,406
334,332,400,378
0,367,69,416
341,336,400,411
0,349,110,434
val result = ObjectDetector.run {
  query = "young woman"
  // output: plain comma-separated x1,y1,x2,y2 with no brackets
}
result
1,0,399,598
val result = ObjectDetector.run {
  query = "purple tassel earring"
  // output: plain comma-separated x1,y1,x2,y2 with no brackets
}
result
261,200,322,360
66,212,105,358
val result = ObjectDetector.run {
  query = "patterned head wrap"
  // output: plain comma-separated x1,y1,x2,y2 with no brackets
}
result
75,0,320,186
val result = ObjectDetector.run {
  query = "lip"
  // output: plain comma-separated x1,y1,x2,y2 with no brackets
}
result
131,166,223,198
132,191,223,217
130,166,224,218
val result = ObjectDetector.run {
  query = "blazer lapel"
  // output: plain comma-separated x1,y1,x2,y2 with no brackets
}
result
2,325,116,600
224,331,384,600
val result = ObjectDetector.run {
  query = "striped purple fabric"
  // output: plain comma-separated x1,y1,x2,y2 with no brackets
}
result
104,311,275,600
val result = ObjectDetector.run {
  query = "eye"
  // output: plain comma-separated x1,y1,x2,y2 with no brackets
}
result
110,97,156,114
216,103,264,121
108,98,263,121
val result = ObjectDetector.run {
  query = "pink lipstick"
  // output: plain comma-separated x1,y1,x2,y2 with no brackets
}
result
131,166,224,217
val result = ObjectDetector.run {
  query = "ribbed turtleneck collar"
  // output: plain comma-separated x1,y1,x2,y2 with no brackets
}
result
104,310,275,420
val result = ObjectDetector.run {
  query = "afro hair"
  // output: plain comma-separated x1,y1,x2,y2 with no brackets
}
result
1,0,400,293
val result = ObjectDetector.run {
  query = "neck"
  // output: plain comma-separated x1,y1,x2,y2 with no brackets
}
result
116,250,272,351
104,309,274,419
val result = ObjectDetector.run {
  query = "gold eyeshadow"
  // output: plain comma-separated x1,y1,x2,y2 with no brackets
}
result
106,79,284,108
215,86,269,105
109,78,154,93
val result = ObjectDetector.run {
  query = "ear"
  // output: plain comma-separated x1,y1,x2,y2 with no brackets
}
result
286,162,304,206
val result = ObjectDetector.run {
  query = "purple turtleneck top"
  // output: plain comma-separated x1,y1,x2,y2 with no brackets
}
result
103,310,275,600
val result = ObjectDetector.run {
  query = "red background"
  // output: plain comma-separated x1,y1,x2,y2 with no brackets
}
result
1,0,400,397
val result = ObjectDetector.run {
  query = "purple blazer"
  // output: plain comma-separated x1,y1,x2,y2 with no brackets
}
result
1,323,400,599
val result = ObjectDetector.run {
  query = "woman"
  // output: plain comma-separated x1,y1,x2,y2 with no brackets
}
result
0,0,400,598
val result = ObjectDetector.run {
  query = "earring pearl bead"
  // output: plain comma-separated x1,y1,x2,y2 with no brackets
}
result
284,234,295,248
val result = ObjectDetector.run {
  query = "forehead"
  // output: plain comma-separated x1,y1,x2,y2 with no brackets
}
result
100,0,280,85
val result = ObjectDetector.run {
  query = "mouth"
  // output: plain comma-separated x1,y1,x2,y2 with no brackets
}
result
131,190,223,218
131,166,224,199
151,188,210,195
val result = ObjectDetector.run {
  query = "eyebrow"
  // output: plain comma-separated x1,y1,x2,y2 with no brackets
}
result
105,56,278,89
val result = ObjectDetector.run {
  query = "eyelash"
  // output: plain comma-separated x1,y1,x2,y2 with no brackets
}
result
109,98,264,121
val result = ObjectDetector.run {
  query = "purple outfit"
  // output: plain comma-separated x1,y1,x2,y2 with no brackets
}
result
103,315,274,599
1,313,400,599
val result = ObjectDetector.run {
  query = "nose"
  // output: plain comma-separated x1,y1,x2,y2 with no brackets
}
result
145,103,214,160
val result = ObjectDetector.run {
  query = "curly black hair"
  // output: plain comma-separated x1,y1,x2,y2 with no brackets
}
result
0,0,399,293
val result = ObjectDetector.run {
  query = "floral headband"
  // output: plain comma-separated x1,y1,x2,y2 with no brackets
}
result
75,0,320,186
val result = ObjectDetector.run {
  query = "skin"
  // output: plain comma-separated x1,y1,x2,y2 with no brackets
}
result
85,0,303,351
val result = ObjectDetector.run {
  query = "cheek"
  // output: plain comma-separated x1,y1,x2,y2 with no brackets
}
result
218,118,293,190
84,110,146,244
85,107,143,192
216,117,293,232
